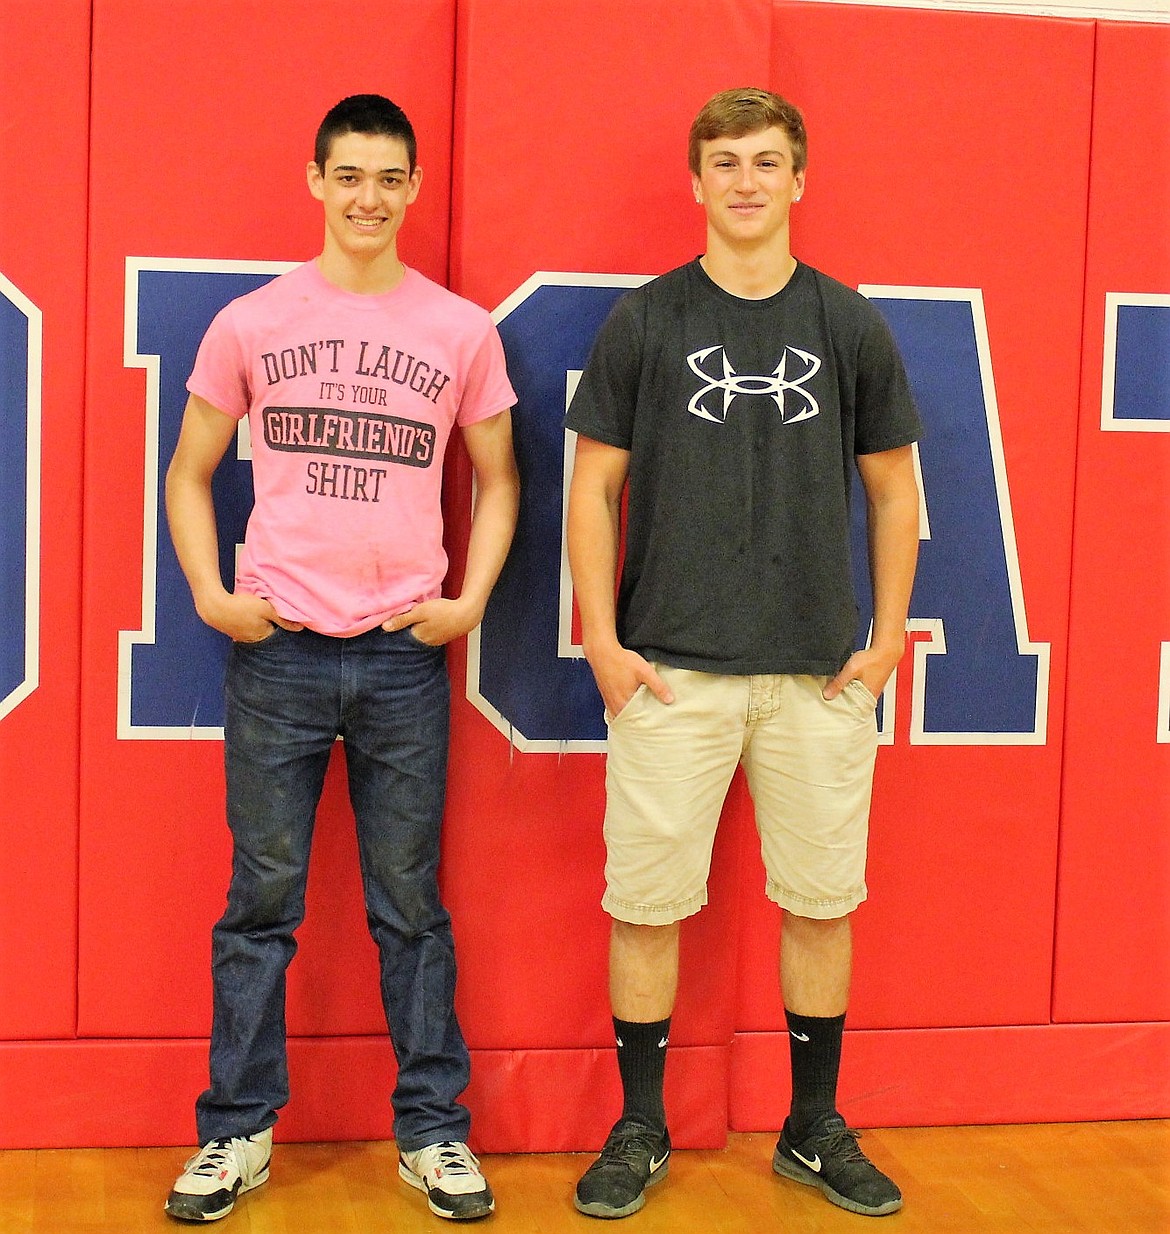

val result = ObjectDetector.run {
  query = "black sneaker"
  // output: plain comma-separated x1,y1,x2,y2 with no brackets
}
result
574,1116,671,1219
772,1115,902,1216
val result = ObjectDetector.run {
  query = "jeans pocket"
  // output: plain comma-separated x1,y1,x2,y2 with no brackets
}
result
234,627,273,647
233,624,294,649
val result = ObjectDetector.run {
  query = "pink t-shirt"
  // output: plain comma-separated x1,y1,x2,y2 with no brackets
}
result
187,261,515,636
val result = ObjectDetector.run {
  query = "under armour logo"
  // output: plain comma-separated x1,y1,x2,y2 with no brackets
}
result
686,345,821,425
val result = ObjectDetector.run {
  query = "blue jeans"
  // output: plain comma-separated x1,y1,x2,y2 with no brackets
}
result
195,626,471,1152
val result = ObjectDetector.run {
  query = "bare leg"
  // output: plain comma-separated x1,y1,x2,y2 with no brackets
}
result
773,911,902,1215
610,919,680,1021
779,912,851,1140
574,919,679,1217
780,911,852,1016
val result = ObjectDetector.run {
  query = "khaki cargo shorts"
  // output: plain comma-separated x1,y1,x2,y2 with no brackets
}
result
602,666,879,923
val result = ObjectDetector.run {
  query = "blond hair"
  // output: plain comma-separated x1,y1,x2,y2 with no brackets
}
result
688,88,807,175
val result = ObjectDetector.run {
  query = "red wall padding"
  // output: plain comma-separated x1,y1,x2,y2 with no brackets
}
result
448,0,775,1073
735,4,1093,1047
0,0,89,1039
0,0,1165,1151
1054,21,1170,1023
447,0,798,1149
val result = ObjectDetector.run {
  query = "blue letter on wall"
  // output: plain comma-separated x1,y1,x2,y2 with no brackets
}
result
469,274,651,751
1101,293,1170,742
119,259,292,738
0,273,41,721
858,288,1049,743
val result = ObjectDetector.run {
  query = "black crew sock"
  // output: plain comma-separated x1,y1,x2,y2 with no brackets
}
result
785,1009,846,1140
614,1015,670,1133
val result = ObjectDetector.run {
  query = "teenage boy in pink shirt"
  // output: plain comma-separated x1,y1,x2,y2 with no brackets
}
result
164,94,518,1224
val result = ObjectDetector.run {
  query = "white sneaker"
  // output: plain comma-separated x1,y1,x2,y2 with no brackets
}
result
164,1129,272,1222
398,1140,495,1220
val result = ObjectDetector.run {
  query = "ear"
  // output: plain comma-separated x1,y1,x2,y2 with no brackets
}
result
406,165,423,205
691,171,703,205
793,168,806,202
306,161,325,202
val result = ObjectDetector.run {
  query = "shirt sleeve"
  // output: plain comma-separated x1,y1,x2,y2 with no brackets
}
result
853,309,923,455
456,319,517,428
186,303,251,421
564,294,642,449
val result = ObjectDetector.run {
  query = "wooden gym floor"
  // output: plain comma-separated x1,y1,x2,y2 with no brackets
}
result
0,1121,1166,1233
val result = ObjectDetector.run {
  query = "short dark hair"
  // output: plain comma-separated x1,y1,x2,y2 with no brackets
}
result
688,88,807,175
314,94,417,173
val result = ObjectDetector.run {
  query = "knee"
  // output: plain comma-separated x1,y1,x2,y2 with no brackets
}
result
221,848,308,934
613,918,679,940
364,866,448,939
782,910,852,939
611,918,681,963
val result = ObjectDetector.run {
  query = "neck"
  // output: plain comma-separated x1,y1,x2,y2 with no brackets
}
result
700,233,796,300
316,244,406,295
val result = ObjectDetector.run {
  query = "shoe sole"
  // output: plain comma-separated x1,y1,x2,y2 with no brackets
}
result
573,1159,669,1219
164,1168,270,1223
398,1160,495,1220
772,1149,901,1217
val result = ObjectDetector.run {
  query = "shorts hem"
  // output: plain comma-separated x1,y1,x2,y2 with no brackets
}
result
766,879,867,919
602,890,706,925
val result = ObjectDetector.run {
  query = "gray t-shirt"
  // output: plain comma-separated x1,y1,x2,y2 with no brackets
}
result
566,258,922,676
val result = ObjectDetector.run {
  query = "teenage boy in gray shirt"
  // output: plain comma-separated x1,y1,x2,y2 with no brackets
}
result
567,87,921,1221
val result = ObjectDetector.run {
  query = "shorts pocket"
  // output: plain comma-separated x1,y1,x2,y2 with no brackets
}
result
844,678,879,711
605,683,647,726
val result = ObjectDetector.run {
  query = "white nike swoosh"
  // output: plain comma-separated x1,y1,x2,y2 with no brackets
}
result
657,1037,669,1048
615,1037,624,1047
790,1031,810,1042
649,1151,669,1172
792,1148,822,1172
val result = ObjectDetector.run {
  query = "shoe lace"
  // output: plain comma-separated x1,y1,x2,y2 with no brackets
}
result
420,1141,478,1177
188,1138,236,1177
599,1124,662,1171
817,1124,868,1164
